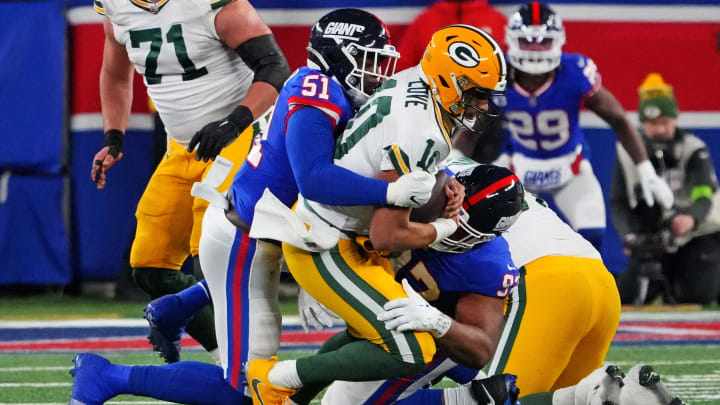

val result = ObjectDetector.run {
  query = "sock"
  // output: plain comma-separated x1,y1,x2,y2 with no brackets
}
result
296,340,425,386
395,388,444,404
268,360,302,389
290,330,358,405
104,363,132,394
209,348,221,365
551,386,575,405
442,385,476,405
445,364,483,385
517,391,554,405
177,281,212,313
126,361,246,405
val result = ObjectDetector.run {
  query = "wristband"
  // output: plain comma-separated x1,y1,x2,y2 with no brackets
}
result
432,312,453,338
227,105,254,130
430,218,458,244
103,129,124,159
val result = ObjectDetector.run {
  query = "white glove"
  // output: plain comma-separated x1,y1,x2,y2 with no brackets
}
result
637,160,674,210
298,287,341,333
386,171,435,208
430,217,458,244
377,279,452,338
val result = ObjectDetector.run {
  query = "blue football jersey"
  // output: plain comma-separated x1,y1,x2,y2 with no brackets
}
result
230,67,355,223
502,53,601,159
395,236,519,318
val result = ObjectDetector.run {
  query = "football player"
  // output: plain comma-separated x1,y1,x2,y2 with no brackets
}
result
307,167,684,405
455,1,673,250
67,8,437,405
244,25,507,405
316,161,525,405
91,0,290,360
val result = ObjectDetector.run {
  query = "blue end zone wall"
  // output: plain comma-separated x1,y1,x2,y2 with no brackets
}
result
0,174,71,285
71,130,155,280
0,0,65,174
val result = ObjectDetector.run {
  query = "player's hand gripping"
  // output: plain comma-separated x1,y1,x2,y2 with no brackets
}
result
377,279,452,338
187,105,254,162
91,129,124,189
298,287,341,333
386,171,436,208
637,160,674,210
443,177,465,221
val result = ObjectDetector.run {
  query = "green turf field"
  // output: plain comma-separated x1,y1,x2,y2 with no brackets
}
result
1,296,719,404
1,346,719,404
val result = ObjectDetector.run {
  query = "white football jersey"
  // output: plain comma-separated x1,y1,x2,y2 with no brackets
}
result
504,192,601,266
97,0,253,144
299,65,452,236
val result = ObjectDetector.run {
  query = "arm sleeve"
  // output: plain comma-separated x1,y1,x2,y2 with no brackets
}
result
610,158,639,236
286,106,389,206
681,147,717,224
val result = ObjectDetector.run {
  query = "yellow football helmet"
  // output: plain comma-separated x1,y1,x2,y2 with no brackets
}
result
420,25,507,136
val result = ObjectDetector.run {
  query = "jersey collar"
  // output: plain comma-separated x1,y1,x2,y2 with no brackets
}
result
129,0,170,14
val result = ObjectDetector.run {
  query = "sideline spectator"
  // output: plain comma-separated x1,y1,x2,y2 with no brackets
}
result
397,0,506,71
612,73,720,306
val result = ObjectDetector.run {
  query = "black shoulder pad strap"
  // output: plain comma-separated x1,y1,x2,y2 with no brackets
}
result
235,34,291,92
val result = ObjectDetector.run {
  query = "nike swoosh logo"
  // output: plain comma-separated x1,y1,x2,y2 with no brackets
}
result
251,378,266,405
410,196,420,205
481,384,495,405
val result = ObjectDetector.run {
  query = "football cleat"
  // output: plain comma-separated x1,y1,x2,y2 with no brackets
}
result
247,356,296,405
574,365,624,405
143,294,194,363
619,364,685,405
470,373,520,405
67,352,116,405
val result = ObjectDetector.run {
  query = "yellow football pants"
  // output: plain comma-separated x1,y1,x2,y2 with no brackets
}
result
129,128,254,270
283,240,436,365
487,256,621,395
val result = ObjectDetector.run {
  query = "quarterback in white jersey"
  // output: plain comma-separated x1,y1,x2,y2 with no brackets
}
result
91,0,289,363
245,25,509,405
297,64,454,240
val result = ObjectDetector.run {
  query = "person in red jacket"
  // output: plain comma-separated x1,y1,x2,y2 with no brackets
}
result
397,0,507,70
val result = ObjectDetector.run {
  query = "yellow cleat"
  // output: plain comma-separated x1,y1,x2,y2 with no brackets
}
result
247,356,296,405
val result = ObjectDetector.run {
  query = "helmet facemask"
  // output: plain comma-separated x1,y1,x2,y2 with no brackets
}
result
341,42,399,108
506,8,565,74
438,75,505,136
429,208,498,253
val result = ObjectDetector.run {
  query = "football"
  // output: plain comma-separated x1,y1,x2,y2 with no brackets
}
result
410,170,449,223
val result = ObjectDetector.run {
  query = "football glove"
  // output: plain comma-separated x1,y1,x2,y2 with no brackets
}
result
188,105,253,162
92,129,124,188
377,278,452,338
637,160,674,210
386,171,435,208
298,287,341,333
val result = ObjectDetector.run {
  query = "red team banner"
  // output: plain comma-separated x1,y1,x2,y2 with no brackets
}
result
61,0,719,279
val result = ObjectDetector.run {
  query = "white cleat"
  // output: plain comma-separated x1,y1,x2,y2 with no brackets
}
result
619,364,685,405
574,365,624,405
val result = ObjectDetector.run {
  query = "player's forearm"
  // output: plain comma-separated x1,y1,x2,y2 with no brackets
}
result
613,121,649,164
238,81,280,120
437,321,496,370
99,67,133,132
369,215,437,252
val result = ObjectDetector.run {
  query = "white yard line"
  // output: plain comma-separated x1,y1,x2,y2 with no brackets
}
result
608,359,720,366
0,367,68,372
